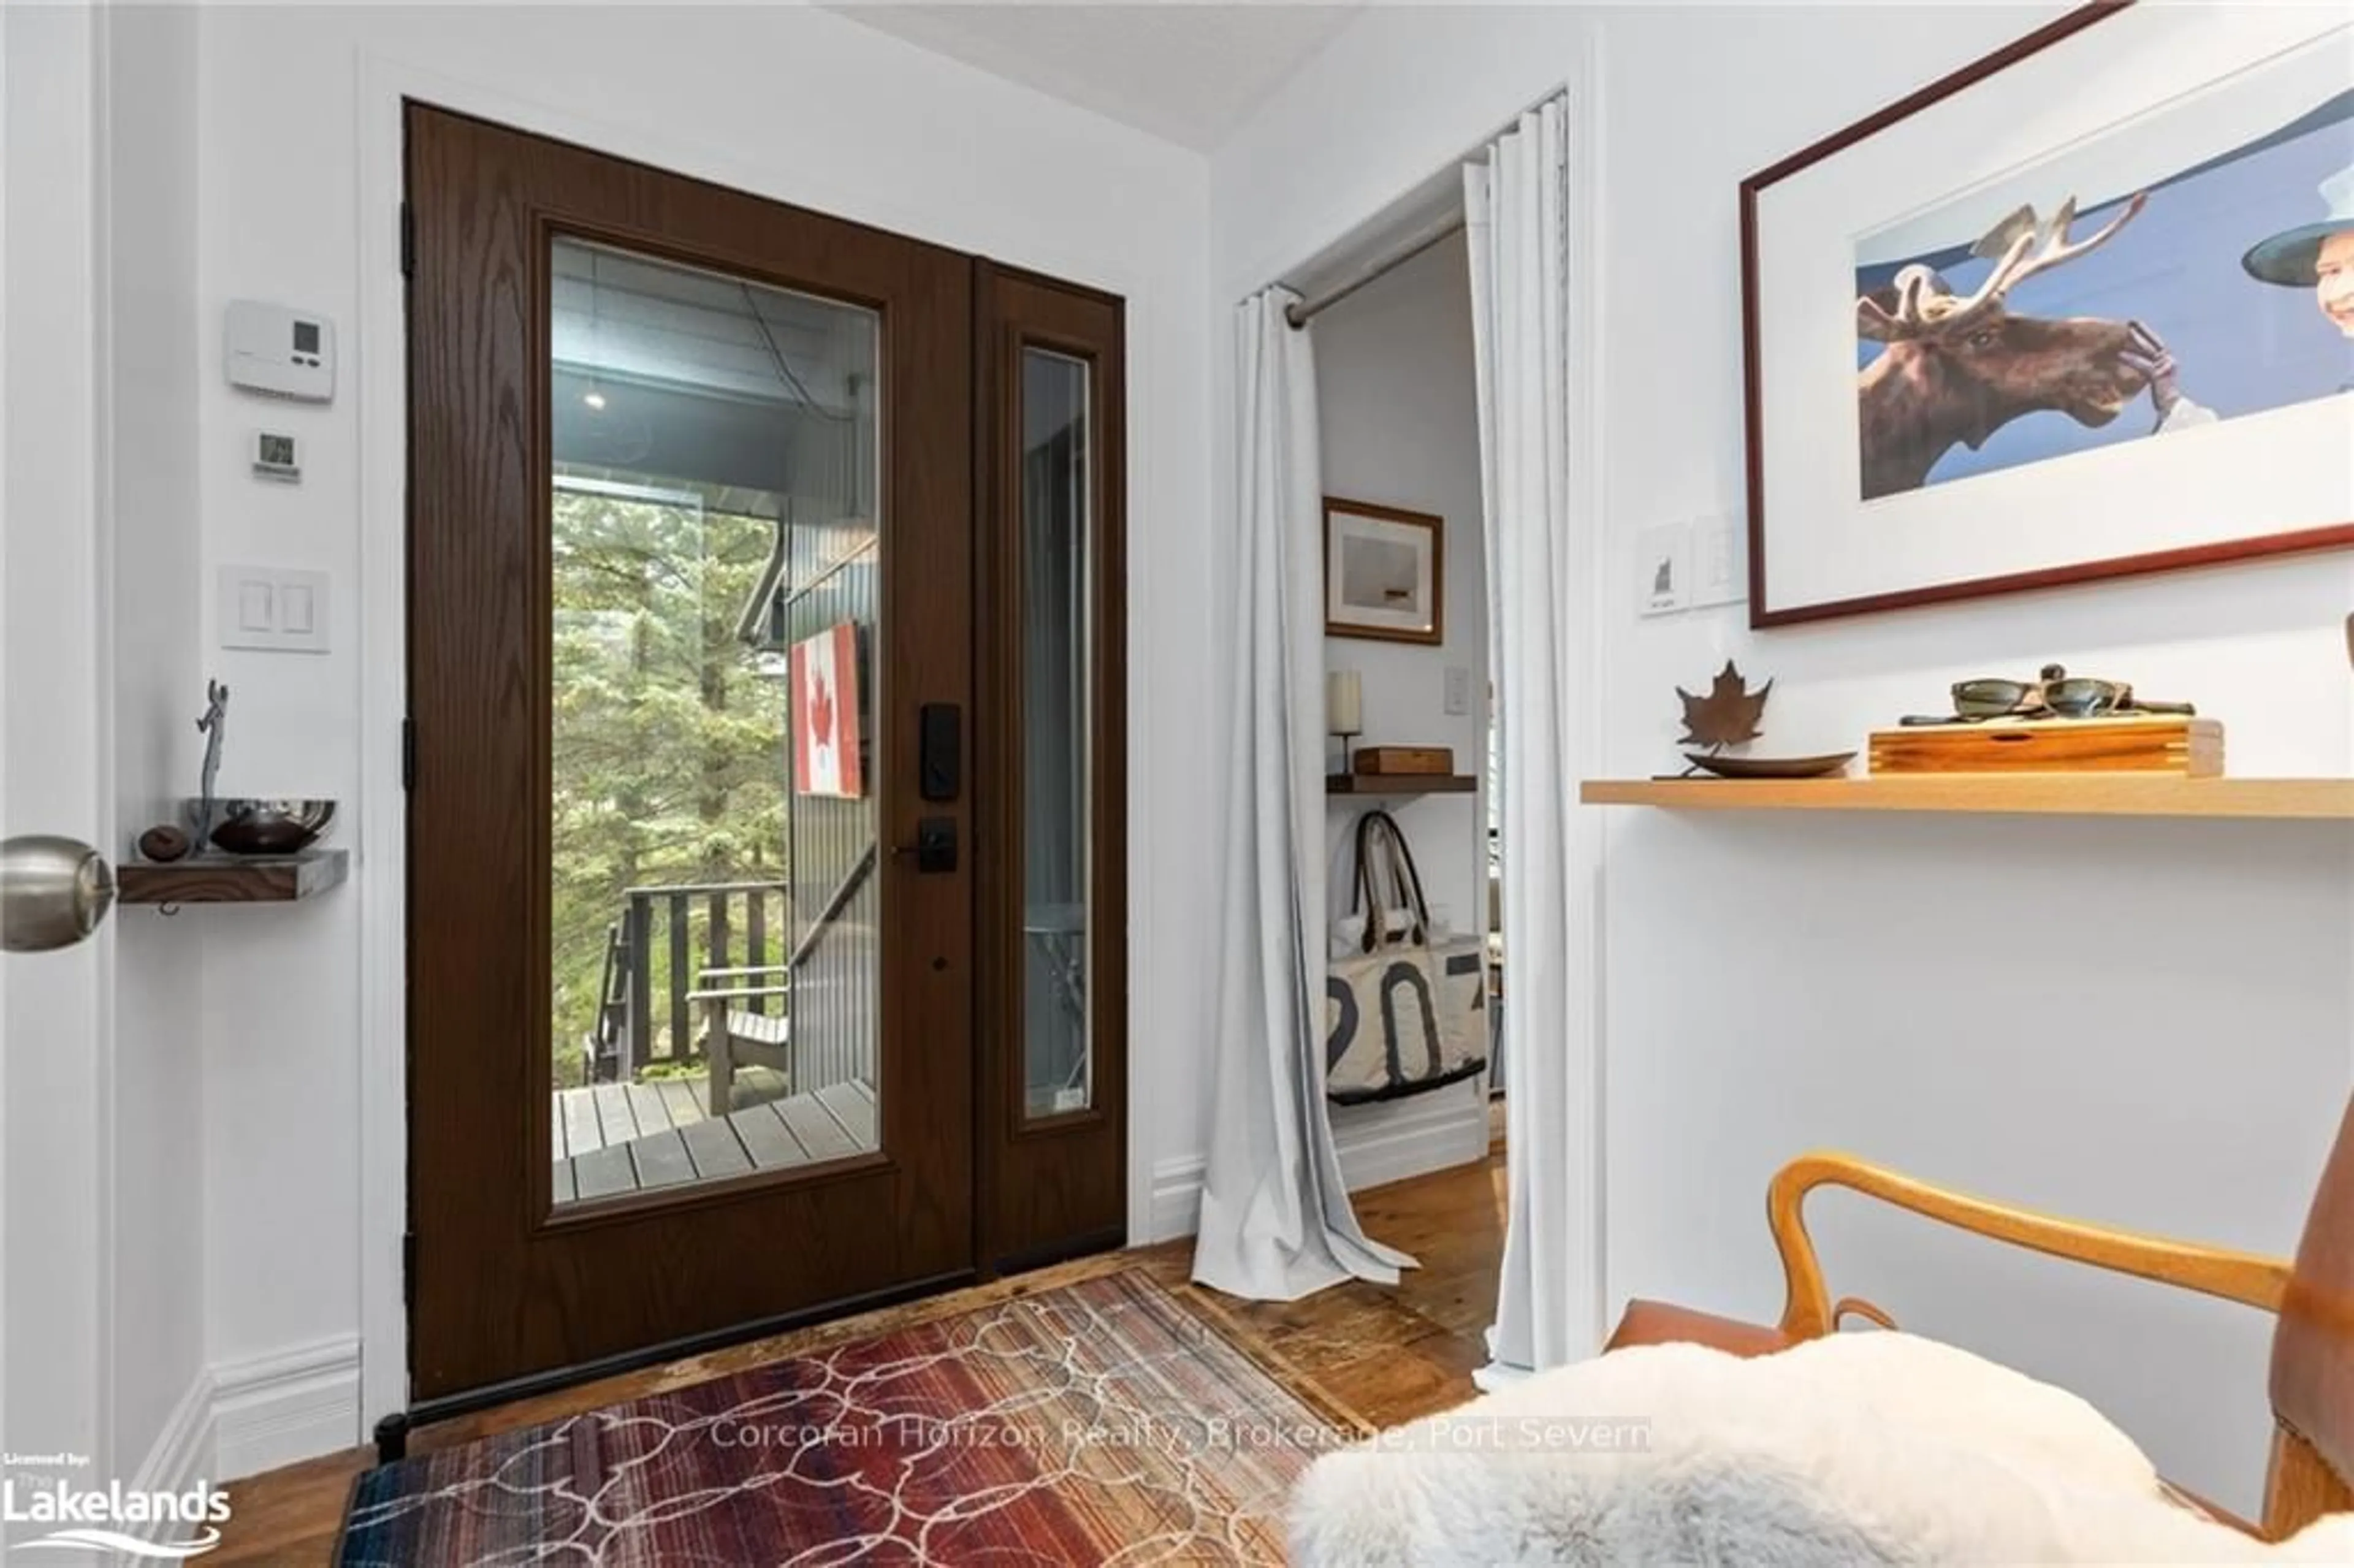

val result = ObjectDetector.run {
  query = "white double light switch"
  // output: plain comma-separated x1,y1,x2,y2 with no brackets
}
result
1443,666,1472,716
218,565,329,653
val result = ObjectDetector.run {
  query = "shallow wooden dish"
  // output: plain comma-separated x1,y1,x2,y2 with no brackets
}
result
1682,752,1857,780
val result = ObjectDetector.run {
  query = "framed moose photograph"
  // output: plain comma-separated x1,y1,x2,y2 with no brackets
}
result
1324,497,1444,644
1742,1,2354,626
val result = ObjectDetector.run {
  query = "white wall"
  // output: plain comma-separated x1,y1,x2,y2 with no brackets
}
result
106,0,212,1494
1594,4,2350,1517
1316,230,1488,938
1213,1,2354,1511
185,1,1214,1466
1313,230,1492,1161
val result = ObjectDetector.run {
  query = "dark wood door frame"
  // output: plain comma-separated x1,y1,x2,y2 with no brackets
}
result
405,102,975,1407
397,105,1131,1437
974,264,1129,1276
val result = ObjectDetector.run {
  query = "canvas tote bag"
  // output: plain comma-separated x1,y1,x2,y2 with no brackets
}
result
1325,809,1488,1104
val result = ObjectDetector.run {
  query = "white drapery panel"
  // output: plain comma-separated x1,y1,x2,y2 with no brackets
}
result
1465,96,1601,1377
1192,289,1415,1301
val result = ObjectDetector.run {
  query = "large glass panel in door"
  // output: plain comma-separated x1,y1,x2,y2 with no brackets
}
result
547,236,882,1208
1021,349,1094,1120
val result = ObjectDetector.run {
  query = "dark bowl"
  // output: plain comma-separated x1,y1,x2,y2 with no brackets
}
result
185,797,337,855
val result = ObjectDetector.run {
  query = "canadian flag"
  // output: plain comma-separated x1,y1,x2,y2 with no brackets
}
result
791,622,863,798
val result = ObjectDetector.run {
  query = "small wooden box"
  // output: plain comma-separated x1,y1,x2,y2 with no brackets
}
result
1355,746,1455,776
1868,716,2223,777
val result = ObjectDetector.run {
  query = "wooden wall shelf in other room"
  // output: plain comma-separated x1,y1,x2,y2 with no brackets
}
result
1577,777,2354,820
117,848,351,905
1328,774,1479,797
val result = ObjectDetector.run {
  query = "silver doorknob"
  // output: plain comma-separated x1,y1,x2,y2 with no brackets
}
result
2,835,116,953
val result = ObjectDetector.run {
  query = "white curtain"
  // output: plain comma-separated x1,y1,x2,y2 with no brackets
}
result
1192,289,1416,1301
1465,97,1597,1377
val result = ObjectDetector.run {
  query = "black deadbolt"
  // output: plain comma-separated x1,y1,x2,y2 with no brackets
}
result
920,704,962,802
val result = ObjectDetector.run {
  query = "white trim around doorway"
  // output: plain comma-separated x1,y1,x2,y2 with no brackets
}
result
1217,51,1612,1366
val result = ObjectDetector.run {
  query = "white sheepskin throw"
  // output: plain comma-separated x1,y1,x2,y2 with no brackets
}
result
1289,1331,2353,1565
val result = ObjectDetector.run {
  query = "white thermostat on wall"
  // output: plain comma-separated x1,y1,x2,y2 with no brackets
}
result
224,299,335,402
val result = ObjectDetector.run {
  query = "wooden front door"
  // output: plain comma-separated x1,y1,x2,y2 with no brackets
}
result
405,105,977,1401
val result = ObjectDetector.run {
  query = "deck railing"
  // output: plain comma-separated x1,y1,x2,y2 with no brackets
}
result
588,879,789,1083
585,864,883,1104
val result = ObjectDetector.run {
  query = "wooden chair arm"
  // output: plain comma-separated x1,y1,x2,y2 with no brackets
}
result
1768,1151,2292,1340
685,985,790,1003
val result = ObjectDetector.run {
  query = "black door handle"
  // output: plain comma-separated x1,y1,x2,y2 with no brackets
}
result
891,816,958,874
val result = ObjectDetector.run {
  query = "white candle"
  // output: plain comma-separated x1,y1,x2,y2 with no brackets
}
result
1327,669,1363,735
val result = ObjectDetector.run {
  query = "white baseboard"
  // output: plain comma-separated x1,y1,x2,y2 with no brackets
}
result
1151,1155,1208,1242
1328,1082,1490,1194
132,1367,218,1497
121,1368,220,1553
211,1335,363,1482
1149,1083,1490,1246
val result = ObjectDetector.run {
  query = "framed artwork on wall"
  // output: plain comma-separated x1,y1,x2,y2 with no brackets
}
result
1325,497,1444,644
1742,0,2354,628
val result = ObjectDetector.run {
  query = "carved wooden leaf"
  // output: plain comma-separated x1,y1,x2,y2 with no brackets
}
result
1677,661,1772,749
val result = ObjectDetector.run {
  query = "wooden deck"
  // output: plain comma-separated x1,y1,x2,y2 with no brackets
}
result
552,1074,877,1204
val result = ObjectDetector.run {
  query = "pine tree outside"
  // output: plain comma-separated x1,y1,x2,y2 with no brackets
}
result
550,477,788,1089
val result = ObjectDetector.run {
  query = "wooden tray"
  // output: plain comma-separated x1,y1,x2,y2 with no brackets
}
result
1869,716,2221,777
1355,746,1455,775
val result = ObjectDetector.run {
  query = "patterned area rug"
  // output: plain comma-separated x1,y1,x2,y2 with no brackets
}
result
337,1269,1364,1565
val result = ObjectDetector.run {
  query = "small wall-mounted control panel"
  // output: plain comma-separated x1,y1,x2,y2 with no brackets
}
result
252,431,301,483
218,565,330,654
224,300,335,402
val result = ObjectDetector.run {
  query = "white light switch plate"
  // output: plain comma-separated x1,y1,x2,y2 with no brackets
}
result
1443,666,1472,715
1689,511,1747,607
218,565,330,653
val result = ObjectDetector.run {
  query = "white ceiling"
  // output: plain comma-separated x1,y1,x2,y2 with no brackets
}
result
828,2,1365,151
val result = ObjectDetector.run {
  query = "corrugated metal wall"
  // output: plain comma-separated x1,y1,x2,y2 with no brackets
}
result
783,513,880,1098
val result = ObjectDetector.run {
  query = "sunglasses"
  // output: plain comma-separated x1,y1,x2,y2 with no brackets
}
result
1949,666,2195,721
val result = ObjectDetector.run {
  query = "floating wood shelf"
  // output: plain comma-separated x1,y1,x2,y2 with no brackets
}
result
117,848,350,905
1328,774,1479,797
1579,777,2354,820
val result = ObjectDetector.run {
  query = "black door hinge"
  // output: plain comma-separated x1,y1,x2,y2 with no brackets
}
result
399,202,416,280
402,1231,416,1309
401,718,416,790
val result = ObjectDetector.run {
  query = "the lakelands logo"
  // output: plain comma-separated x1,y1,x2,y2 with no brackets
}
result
3,1452,229,1559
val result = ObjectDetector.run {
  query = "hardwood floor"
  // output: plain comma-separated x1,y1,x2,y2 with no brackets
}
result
209,1152,1506,1565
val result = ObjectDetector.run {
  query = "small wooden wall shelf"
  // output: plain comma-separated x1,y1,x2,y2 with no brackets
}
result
1578,777,2354,820
1328,774,1479,797
118,848,350,905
